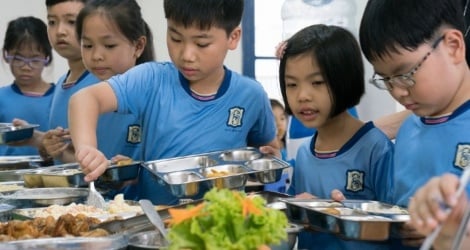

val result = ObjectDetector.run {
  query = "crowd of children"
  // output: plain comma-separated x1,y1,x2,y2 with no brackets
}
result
0,0,469,249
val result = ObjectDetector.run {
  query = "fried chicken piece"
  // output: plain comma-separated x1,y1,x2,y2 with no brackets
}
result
80,228,109,237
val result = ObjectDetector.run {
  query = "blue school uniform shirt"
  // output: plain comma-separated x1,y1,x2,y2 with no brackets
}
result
392,100,470,207
49,70,142,160
107,61,276,205
0,83,55,155
288,121,394,250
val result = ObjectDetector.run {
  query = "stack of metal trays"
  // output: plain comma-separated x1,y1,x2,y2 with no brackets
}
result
281,198,409,241
0,187,89,208
0,156,45,182
143,147,292,197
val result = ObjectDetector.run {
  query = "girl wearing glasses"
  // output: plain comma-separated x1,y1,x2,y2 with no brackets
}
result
277,24,394,249
0,16,54,156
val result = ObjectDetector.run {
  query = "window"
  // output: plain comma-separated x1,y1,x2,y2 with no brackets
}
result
242,0,285,102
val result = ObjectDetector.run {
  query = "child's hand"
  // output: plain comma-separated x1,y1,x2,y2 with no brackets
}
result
408,174,462,235
330,189,346,201
75,145,108,182
8,118,43,147
42,127,71,158
295,192,317,199
274,41,287,59
259,145,281,158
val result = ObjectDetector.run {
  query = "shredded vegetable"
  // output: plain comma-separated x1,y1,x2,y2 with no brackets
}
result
167,188,288,250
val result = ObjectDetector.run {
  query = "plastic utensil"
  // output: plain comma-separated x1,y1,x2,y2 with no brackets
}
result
86,181,106,209
139,199,169,243
420,166,470,250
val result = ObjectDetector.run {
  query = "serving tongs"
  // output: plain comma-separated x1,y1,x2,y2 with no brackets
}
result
420,166,470,250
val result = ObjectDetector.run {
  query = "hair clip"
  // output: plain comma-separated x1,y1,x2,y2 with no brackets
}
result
275,41,287,59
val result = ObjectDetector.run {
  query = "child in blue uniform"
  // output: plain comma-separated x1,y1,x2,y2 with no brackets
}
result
278,24,394,249
360,0,470,207
68,0,278,205
39,0,154,163
0,16,54,156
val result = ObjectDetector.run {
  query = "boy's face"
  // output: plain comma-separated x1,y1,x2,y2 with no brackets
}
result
370,34,464,117
81,14,145,81
46,1,84,61
166,20,240,86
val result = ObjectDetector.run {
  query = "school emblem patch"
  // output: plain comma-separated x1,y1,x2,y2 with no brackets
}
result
127,125,141,144
227,107,244,128
454,144,470,169
346,170,364,192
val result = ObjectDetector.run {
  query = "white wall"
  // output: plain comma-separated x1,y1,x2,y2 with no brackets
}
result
0,0,395,122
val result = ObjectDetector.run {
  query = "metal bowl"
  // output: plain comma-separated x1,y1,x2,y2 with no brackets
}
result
163,171,202,197
128,230,167,250
270,223,302,250
218,149,262,162
202,164,248,189
245,158,285,183
2,187,89,207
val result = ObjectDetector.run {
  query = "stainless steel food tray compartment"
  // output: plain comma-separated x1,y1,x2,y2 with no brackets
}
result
96,161,142,189
281,198,409,241
0,187,89,208
20,163,85,188
0,123,38,144
21,162,141,189
143,147,291,197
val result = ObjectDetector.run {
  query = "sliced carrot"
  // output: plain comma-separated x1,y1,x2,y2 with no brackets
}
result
168,202,205,225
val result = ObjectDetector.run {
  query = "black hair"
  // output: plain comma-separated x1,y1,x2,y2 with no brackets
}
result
3,16,53,65
279,24,364,117
76,0,155,65
270,99,286,113
46,0,88,7
163,0,243,36
360,0,465,62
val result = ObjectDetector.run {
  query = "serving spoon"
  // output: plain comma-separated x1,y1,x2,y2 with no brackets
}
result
139,199,169,244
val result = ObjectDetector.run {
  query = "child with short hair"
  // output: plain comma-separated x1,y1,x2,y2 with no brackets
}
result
69,0,277,205
359,0,470,208
278,24,394,249
41,0,154,164
0,16,54,156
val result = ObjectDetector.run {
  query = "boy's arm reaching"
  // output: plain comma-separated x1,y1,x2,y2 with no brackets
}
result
69,81,118,181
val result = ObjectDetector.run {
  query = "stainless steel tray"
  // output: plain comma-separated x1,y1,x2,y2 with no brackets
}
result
0,123,38,144
0,233,127,250
0,156,46,182
0,187,89,207
281,198,409,241
20,162,141,189
143,147,291,197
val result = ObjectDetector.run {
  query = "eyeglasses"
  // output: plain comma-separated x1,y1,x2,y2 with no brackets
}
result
4,54,50,69
369,35,445,91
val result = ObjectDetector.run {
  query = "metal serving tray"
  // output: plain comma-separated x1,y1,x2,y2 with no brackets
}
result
0,156,46,182
0,123,38,144
281,198,409,241
0,233,127,250
0,187,89,208
143,147,291,197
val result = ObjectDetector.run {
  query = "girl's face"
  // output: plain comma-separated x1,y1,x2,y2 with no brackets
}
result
5,45,48,87
284,53,332,129
46,1,83,61
81,14,145,80
272,105,287,142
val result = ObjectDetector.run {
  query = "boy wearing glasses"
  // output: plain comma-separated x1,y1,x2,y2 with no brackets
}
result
360,0,470,211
